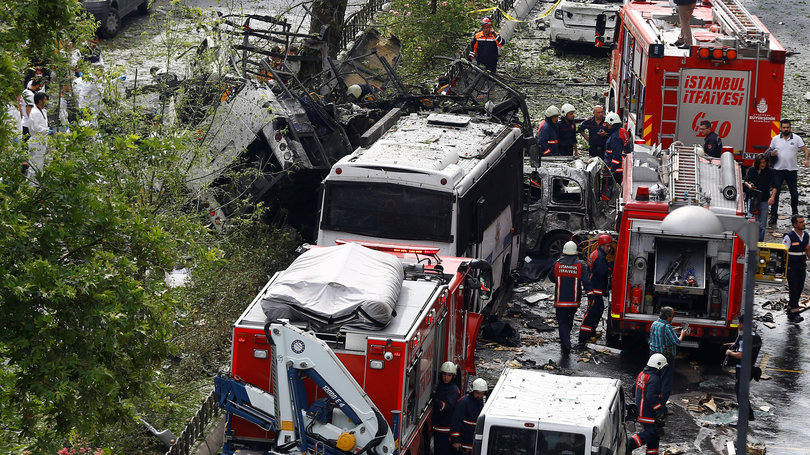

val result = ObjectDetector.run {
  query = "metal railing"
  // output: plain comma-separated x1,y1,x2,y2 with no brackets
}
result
165,389,221,455
339,0,385,50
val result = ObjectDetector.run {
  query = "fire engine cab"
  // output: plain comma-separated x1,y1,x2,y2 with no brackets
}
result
606,0,785,165
608,145,745,345
220,242,492,454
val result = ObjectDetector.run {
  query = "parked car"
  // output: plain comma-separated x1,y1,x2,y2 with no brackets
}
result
522,156,619,258
82,0,149,38
550,0,621,49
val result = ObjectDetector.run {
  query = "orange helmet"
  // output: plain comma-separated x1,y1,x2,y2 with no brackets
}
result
597,234,612,245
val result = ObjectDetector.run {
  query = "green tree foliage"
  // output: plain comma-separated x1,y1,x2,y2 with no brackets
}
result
378,0,490,78
0,126,213,450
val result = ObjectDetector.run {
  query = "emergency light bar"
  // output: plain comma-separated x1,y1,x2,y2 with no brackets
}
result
696,47,738,61
334,239,442,256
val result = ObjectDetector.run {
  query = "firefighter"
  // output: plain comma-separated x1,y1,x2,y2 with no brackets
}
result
698,120,723,158
557,103,577,156
468,17,504,73
578,105,608,158
578,234,612,348
626,353,668,455
451,378,487,454
537,105,561,157
433,361,461,455
347,83,382,103
604,112,625,184
551,240,592,356
783,214,810,323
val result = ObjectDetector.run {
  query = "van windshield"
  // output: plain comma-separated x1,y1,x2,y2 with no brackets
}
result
487,426,586,455
322,182,453,242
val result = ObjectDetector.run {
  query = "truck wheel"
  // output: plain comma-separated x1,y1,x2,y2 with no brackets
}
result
138,0,149,14
100,8,121,38
541,232,571,259
606,319,621,348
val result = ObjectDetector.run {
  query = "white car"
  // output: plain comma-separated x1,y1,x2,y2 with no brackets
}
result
550,0,621,48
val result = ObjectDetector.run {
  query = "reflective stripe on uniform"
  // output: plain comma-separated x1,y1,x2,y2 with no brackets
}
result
463,420,476,426
788,252,805,256
632,434,642,446
433,427,450,432
555,302,580,307
638,416,655,424
580,326,593,332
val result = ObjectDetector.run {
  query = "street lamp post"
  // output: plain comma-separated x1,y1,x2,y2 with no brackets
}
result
661,206,759,454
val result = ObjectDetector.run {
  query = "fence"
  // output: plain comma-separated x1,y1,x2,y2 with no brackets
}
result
339,0,385,50
165,389,221,455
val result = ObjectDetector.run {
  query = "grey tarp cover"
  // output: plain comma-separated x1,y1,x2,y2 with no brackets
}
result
261,243,404,331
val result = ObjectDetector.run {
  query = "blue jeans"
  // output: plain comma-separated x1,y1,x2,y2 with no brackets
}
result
748,200,768,241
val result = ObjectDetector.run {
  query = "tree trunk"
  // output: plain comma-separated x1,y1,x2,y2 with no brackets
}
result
309,0,349,58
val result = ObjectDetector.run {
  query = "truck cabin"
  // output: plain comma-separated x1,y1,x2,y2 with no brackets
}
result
608,0,785,162
475,369,626,455
615,144,745,338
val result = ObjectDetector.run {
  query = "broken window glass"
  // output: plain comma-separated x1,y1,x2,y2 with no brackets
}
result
551,178,583,206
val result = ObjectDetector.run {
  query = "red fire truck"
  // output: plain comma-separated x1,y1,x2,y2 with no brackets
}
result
607,145,745,346
606,0,786,165
223,242,491,454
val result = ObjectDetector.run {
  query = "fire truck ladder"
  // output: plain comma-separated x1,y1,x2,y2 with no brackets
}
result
669,145,703,205
659,72,680,144
711,0,769,47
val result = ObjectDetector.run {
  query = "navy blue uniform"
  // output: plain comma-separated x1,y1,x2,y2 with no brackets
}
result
470,30,504,72
626,367,664,454
537,119,560,157
577,116,608,158
556,117,577,156
605,127,624,183
704,131,723,158
551,255,591,353
579,248,611,345
450,393,484,452
433,381,460,455
783,229,809,321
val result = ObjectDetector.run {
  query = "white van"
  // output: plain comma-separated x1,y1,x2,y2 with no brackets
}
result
474,369,628,455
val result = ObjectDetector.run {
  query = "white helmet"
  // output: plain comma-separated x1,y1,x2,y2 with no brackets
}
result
561,103,576,116
647,353,668,370
544,105,561,118
472,378,488,392
562,240,578,255
347,84,362,99
441,361,456,374
605,112,622,125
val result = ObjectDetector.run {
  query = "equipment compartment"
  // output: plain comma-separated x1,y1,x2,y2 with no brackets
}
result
653,238,707,295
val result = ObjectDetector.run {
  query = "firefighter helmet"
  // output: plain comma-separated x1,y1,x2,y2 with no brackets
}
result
647,353,668,370
440,361,456,374
347,84,363,100
605,112,622,125
481,17,492,26
562,240,578,255
544,105,561,118
472,378,488,392
597,233,612,245
561,103,576,116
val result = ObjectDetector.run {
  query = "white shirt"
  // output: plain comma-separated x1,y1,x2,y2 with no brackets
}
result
28,106,49,170
770,133,806,171
6,103,22,136
28,105,48,136
21,88,35,127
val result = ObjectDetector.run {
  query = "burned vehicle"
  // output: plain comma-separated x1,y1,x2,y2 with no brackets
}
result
522,156,619,258
550,0,621,49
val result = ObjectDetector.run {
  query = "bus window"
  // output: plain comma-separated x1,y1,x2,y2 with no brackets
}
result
322,182,453,242
551,178,583,206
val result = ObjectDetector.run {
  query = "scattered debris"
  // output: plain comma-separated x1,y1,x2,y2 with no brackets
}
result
759,405,771,412
543,359,558,370
747,443,767,455
527,319,556,332
586,343,621,356
763,322,776,329
703,397,718,413
481,320,521,347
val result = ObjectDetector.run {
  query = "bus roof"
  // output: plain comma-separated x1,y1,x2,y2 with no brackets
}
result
328,112,522,193
484,369,620,428
622,0,784,56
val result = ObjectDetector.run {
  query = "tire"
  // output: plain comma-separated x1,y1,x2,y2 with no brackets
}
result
606,319,621,348
138,0,149,14
540,231,571,259
100,8,121,38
